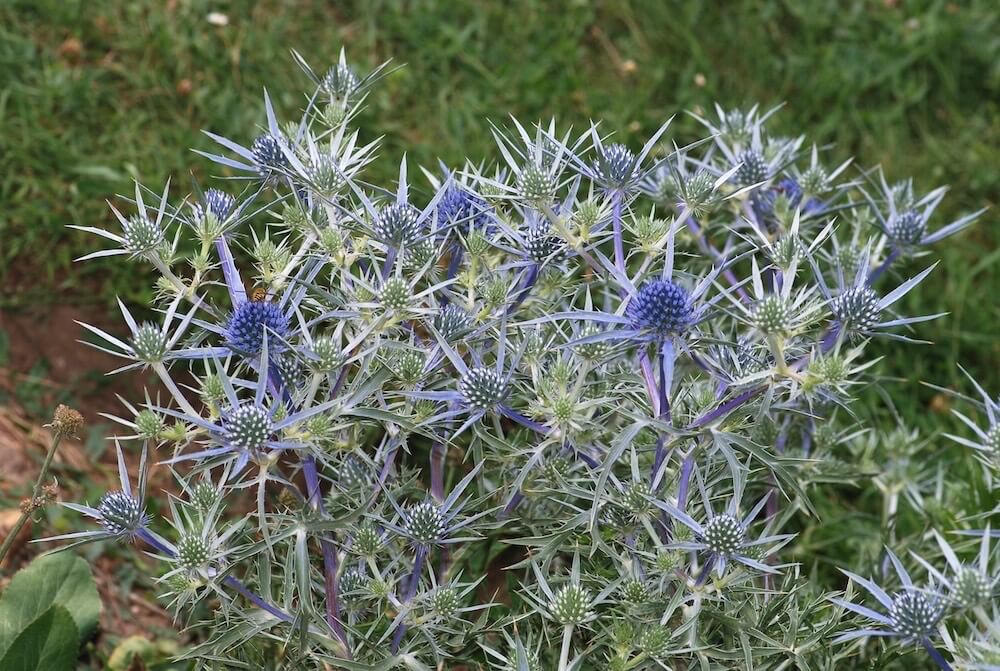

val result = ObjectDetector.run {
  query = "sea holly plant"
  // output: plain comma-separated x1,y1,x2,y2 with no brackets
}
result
43,50,996,670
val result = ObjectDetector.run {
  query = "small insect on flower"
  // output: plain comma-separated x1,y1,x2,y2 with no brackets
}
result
224,300,290,357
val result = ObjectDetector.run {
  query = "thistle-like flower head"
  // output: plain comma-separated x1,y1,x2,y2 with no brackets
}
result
131,323,170,364
40,442,151,547
735,148,769,186
122,215,164,255
548,585,592,625
403,502,446,545
437,185,490,233
433,304,473,342
752,296,794,336
251,133,290,174
886,210,926,248
887,590,943,638
223,404,273,454
224,301,290,356
592,143,638,190
176,533,214,571
700,513,747,558
428,587,460,618
831,286,881,333
322,60,360,100
950,568,992,608
628,279,693,337
459,367,507,411
202,188,236,222
523,224,563,263
375,202,423,249
98,491,149,537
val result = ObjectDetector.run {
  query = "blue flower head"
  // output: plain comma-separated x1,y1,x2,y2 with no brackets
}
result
250,133,290,174
225,301,290,356
375,202,423,249
592,143,638,190
886,210,926,248
735,149,768,186
437,185,489,234
777,177,803,206
204,188,236,221
628,280,694,338
98,490,150,537
37,442,152,547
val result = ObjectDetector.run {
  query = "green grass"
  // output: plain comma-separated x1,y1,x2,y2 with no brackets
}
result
1,0,997,401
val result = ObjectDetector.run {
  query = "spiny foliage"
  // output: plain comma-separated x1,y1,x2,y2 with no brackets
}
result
53,50,996,670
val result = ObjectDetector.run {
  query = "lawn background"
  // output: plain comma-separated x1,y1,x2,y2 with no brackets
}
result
0,0,997,438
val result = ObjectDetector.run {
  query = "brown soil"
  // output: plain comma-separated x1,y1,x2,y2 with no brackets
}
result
0,302,174,639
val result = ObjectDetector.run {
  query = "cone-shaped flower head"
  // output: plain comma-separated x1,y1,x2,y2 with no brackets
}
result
98,491,149,537
628,279,694,337
459,367,507,411
224,301,290,356
224,405,273,453
887,590,942,638
404,501,446,545
700,514,747,557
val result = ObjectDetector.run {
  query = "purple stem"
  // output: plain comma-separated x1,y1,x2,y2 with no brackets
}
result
650,340,674,484
501,492,524,517
819,323,841,354
500,406,550,434
922,639,954,671
303,457,349,649
391,544,429,653
430,440,446,503
694,557,715,586
868,247,901,286
447,243,464,281
676,451,696,511
638,350,660,416
215,235,248,307
687,386,765,430
330,366,349,399
223,576,294,623
381,247,398,281
136,528,293,624
611,191,625,274
508,264,540,314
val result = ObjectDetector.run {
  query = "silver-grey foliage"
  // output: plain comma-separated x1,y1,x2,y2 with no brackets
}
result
52,50,996,671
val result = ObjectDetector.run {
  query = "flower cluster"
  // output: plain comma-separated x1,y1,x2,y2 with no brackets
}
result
51,51,994,671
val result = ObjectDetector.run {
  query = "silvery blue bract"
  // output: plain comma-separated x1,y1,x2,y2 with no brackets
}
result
53,49,996,671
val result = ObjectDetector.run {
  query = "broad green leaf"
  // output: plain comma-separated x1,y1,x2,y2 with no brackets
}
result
0,553,101,657
0,605,78,671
